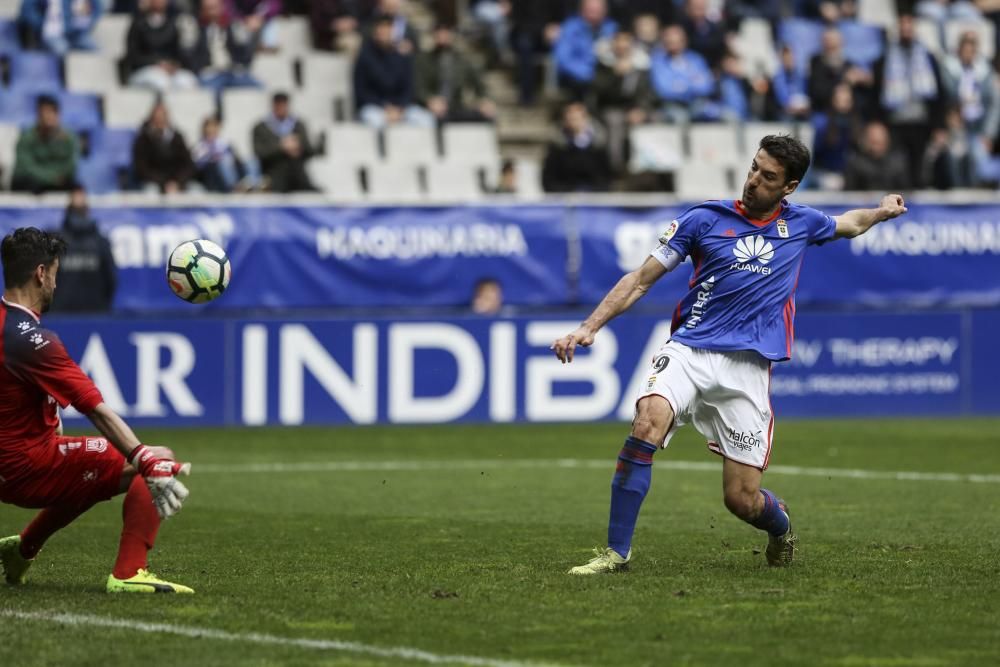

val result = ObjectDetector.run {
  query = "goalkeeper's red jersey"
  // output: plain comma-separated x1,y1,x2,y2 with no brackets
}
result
0,298,103,481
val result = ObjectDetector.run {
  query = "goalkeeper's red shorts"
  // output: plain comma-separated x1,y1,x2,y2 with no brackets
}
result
0,436,125,509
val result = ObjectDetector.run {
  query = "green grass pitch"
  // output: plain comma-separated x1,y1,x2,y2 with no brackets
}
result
2,419,999,666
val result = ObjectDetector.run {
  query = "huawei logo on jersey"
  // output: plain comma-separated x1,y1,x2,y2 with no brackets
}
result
731,235,775,276
733,235,775,265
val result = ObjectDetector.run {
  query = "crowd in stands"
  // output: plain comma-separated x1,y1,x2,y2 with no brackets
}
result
1,0,1000,198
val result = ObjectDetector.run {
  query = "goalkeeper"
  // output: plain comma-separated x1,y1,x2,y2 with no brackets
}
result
0,227,193,594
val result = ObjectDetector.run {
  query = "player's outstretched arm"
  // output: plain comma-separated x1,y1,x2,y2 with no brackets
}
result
87,403,191,519
552,256,667,363
833,194,907,239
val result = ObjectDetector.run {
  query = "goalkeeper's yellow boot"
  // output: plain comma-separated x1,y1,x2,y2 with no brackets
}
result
0,535,33,585
568,547,631,574
107,568,194,594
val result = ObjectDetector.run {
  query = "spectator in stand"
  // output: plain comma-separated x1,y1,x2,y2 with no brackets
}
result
11,95,78,194
844,120,912,190
470,278,503,315
873,12,944,189
353,15,434,128
650,24,715,122
553,0,617,100
470,0,511,63
225,0,282,52
593,29,652,171
417,24,497,124
51,185,117,313
542,101,611,192
252,92,317,192
808,26,872,113
712,52,752,121
772,44,811,120
190,0,262,93
631,12,660,54
509,1,573,106
941,30,1000,180
125,0,200,91
811,82,863,189
923,105,976,187
192,115,251,192
679,0,726,69
916,0,982,21
724,0,781,36
18,0,102,54
371,0,419,55
493,158,518,193
799,0,858,23
132,101,196,194
309,0,376,53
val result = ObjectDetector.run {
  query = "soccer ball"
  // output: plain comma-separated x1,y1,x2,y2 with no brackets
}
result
166,239,231,304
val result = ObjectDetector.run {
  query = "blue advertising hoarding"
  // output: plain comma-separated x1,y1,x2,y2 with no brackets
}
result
0,202,994,311
51,310,994,428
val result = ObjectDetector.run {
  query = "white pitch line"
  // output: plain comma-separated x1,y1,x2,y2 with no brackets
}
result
0,609,562,667
193,459,1000,484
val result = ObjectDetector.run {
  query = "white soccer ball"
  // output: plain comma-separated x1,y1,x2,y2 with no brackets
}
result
166,239,231,304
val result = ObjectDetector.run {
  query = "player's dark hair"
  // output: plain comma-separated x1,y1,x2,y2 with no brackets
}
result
758,134,810,184
1,227,67,289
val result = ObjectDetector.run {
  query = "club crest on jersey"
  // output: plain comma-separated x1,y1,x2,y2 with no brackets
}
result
658,220,680,244
776,219,789,238
86,438,108,453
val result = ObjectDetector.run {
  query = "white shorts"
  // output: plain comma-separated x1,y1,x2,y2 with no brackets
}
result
635,340,774,470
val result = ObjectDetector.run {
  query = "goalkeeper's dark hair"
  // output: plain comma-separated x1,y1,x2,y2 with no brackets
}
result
758,134,811,184
1,227,67,288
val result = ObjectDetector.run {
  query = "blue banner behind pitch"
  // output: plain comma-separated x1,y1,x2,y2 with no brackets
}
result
50,310,993,427
0,202,994,310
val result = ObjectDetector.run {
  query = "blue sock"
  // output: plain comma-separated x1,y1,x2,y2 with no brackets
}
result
607,436,657,558
749,489,790,537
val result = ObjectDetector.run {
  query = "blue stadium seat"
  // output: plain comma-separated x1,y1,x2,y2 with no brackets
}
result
89,126,136,168
56,92,102,132
75,156,121,194
840,21,885,67
6,51,62,92
779,18,825,73
0,19,19,52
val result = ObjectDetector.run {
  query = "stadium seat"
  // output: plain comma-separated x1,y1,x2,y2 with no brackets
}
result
742,122,797,153
688,123,742,166
366,163,423,201
75,156,121,194
512,158,543,200
441,124,499,166
308,158,364,202
56,92,102,133
840,21,884,67
0,17,18,51
65,52,120,94
294,90,336,129
163,89,217,146
0,121,18,189
103,88,157,128
779,18,825,73
733,18,778,77
858,0,898,29
0,0,19,18
675,162,737,199
383,125,438,166
273,16,312,57
300,53,352,120
322,123,380,167
945,19,996,60
251,53,297,91
628,124,683,173
89,126,137,169
221,88,270,159
6,52,62,93
425,162,483,202
914,17,943,55
0,93,32,127
92,13,131,59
